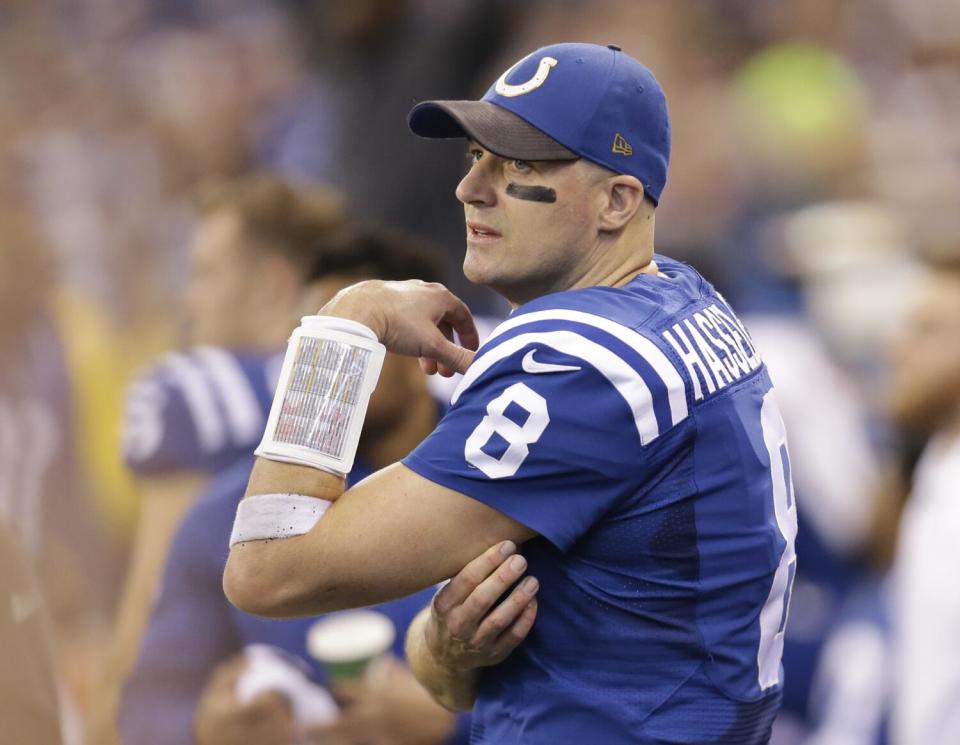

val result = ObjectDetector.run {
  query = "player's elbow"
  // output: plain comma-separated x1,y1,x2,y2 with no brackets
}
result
223,543,344,617
223,549,267,615
222,547,297,617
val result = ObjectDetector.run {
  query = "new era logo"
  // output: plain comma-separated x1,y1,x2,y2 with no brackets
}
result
612,133,633,156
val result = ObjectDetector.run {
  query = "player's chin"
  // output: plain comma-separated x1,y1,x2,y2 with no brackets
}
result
462,252,496,286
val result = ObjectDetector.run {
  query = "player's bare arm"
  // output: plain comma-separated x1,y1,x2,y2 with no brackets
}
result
223,280,534,617
406,540,539,711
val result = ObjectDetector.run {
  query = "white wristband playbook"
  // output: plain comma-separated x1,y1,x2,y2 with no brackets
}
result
255,315,386,475
232,316,385,547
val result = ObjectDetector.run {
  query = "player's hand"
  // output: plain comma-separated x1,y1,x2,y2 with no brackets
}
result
302,656,455,745
194,653,297,745
319,279,479,376
426,540,539,673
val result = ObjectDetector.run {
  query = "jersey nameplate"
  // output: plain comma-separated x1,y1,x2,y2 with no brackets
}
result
661,303,762,401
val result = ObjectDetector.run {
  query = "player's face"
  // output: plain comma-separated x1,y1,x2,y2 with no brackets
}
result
887,271,960,431
185,209,265,346
456,143,605,305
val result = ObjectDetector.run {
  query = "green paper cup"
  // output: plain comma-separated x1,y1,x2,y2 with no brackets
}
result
307,610,396,683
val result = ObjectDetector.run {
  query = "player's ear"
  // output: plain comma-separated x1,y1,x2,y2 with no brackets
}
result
597,175,645,233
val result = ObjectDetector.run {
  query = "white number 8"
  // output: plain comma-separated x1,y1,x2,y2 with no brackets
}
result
465,382,550,479
757,390,799,690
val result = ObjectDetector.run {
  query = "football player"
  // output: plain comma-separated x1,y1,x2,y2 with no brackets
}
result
225,44,797,744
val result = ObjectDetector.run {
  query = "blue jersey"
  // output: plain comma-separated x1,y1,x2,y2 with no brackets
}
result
403,255,797,744
121,346,282,474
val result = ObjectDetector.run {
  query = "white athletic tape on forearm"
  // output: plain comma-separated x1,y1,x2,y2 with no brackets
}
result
229,493,332,546
255,315,385,474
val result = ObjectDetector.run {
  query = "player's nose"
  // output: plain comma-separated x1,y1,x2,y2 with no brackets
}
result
456,162,497,208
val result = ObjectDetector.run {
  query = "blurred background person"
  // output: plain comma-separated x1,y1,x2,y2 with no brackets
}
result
886,251,960,745
85,176,347,745
0,521,64,745
116,175,468,745
0,206,71,744
801,246,960,745
0,202,118,743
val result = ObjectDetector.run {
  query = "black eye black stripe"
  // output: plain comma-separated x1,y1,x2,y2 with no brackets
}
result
506,183,557,203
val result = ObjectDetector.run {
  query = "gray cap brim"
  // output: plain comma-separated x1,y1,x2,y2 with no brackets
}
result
408,100,578,161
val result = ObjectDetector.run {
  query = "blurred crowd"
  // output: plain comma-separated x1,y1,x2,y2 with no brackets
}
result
0,0,958,744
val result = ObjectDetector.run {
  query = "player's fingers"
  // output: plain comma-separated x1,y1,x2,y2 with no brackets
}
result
489,599,538,660
434,322,465,377
447,553,530,640
437,361,458,377
419,356,438,375
422,332,475,376
472,575,540,647
441,295,480,352
434,540,516,616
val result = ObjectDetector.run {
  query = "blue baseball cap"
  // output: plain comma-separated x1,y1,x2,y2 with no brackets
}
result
408,42,671,205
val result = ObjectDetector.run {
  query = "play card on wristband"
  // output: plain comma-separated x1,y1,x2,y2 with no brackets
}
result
255,316,385,474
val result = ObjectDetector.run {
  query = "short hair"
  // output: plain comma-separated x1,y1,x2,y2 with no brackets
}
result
195,174,445,285
311,224,445,285
195,175,348,282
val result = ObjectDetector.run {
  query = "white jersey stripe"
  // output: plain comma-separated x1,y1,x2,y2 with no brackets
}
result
452,330,661,445
162,353,226,452
483,309,689,425
194,347,265,446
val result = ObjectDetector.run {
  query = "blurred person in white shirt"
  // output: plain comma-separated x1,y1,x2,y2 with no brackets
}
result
886,251,960,745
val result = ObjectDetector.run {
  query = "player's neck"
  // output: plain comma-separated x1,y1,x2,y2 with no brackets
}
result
360,388,437,469
569,220,657,292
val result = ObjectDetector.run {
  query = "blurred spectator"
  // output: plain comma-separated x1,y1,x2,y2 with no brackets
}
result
886,253,960,745
729,202,905,739
0,199,67,745
87,176,347,745
803,247,960,745
115,176,466,745
0,521,64,745
0,204,115,737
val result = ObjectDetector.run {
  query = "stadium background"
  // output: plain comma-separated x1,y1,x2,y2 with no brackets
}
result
1,0,958,743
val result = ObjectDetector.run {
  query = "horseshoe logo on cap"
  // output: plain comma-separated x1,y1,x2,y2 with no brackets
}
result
495,56,558,97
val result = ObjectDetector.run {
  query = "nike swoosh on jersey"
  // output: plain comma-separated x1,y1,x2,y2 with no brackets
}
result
521,349,582,374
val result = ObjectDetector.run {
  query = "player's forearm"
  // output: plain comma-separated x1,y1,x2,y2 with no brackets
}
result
226,453,534,618
245,457,347,503
223,457,346,617
405,608,478,712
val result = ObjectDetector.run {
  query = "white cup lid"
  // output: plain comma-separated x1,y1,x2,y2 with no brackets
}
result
307,610,396,663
